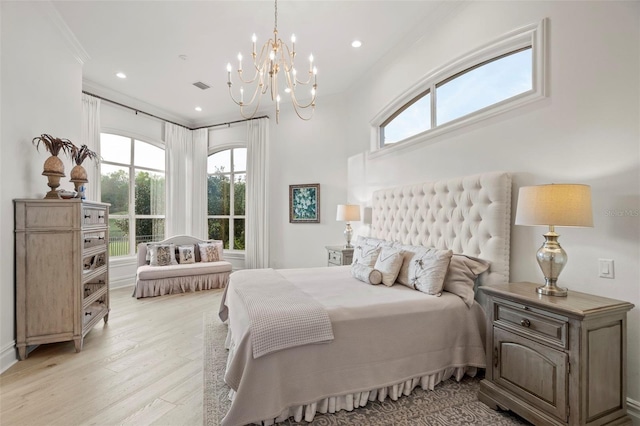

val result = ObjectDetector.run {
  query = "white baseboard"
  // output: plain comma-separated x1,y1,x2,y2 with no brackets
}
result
1,340,18,374
628,398,640,425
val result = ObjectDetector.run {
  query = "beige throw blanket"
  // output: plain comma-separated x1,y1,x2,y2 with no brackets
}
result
226,268,334,358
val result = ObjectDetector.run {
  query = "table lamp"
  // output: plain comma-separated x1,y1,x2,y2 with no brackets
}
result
336,204,361,248
515,184,593,296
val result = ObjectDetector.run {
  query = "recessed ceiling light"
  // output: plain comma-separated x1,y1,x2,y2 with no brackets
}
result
116,72,127,79
195,106,202,112
351,40,362,48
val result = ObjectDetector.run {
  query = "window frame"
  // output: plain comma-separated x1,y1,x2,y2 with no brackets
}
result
207,146,247,252
371,19,547,156
100,131,166,257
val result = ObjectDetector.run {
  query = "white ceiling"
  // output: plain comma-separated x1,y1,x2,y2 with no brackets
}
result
52,1,445,128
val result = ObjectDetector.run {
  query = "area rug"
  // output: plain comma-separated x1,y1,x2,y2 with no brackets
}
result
203,312,530,426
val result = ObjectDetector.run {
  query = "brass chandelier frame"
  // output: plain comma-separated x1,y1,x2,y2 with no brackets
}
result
226,0,317,123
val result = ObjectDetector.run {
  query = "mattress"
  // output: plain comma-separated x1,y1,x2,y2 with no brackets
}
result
219,265,487,426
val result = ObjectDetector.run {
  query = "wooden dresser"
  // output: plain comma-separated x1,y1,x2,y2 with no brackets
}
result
15,199,110,360
478,282,634,426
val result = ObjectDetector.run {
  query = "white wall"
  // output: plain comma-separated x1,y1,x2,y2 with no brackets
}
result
268,94,350,269
0,2,84,371
345,0,640,410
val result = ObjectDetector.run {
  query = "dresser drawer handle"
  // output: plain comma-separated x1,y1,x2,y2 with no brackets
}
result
98,215,105,219
520,318,531,328
84,214,91,219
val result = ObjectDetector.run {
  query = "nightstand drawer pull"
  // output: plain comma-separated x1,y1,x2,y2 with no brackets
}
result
520,318,531,327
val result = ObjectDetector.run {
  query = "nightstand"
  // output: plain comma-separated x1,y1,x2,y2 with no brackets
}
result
325,246,354,266
478,282,634,426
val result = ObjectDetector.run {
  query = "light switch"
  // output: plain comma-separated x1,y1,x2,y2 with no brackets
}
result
599,259,614,279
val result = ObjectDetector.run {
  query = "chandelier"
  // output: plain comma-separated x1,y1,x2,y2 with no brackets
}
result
226,0,317,123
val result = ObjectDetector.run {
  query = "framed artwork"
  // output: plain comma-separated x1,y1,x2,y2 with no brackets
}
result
289,183,320,223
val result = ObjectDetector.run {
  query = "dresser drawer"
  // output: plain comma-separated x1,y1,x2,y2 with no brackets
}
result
494,298,568,349
82,207,107,226
83,231,107,249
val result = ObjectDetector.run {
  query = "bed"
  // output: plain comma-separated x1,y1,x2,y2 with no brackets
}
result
218,171,512,426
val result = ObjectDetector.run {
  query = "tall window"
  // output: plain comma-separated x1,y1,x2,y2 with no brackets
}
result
207,148,246,250
100,133,165,257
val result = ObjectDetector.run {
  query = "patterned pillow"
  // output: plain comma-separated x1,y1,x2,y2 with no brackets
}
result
355,236,394,249
396,245,453,295
147,242,179,265
178,245,196,264
373,246,405,287
351,263,382,285
149,244,177,266
352,242,381,268
198,241,223,262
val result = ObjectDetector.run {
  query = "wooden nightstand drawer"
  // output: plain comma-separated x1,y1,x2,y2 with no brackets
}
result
325,246,354,266
328,250,342,265
494,298,568,349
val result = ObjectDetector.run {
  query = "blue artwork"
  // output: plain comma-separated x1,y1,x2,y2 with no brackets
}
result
289,184,320,223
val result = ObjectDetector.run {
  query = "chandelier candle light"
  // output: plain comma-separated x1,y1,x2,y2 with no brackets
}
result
515,183,593,296
336,204,361,248
226,0,317,123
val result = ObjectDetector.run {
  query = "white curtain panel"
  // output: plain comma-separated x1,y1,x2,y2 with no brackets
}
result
246,117,270,269
190,129,208,239
164,123,190,237
81,93,101,200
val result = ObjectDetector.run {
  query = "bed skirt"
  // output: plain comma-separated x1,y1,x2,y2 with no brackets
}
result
134,273,229,298
223,328,478,425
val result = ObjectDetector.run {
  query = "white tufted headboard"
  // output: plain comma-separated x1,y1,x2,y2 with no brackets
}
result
370,171,512,287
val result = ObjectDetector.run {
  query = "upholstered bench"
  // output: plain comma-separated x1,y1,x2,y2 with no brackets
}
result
134,235,232,298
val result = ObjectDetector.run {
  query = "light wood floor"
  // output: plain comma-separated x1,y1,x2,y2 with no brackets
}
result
0,286,223,426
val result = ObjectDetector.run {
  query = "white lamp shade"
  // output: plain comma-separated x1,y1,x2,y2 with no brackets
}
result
336,204,361,222
515,184,593,227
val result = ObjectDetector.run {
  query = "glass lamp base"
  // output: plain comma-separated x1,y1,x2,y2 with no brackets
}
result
536,283,568,297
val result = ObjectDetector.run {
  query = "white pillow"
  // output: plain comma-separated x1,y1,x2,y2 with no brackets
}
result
373,246,404,287
198,241,223,262
149,243,178,266
443,254,490,307
178,245,196,264
355,235,394,249
396,245,453,295
351,263,383,285
352,242,381,268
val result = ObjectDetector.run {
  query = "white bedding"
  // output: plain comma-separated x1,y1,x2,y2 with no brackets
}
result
220,266,487,426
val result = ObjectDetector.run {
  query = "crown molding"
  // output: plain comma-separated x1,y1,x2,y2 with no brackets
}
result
40,1,90,65
83,79,192,128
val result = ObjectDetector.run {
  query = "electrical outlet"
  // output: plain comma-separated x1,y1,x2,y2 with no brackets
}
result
598,259,614,279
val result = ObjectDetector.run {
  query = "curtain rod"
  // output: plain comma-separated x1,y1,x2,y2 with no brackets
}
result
82,91,268,130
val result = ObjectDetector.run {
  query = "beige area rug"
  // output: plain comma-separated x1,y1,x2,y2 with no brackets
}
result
203,312,530,426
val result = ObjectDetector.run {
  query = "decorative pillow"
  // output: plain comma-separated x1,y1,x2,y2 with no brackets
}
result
443,254,491,307
396,245,453,295
178,245,196,264
149,244,178,267
373,246,404,287
198,241,223,262
352,242,381,268
351,263,383,285
355,235,394,249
